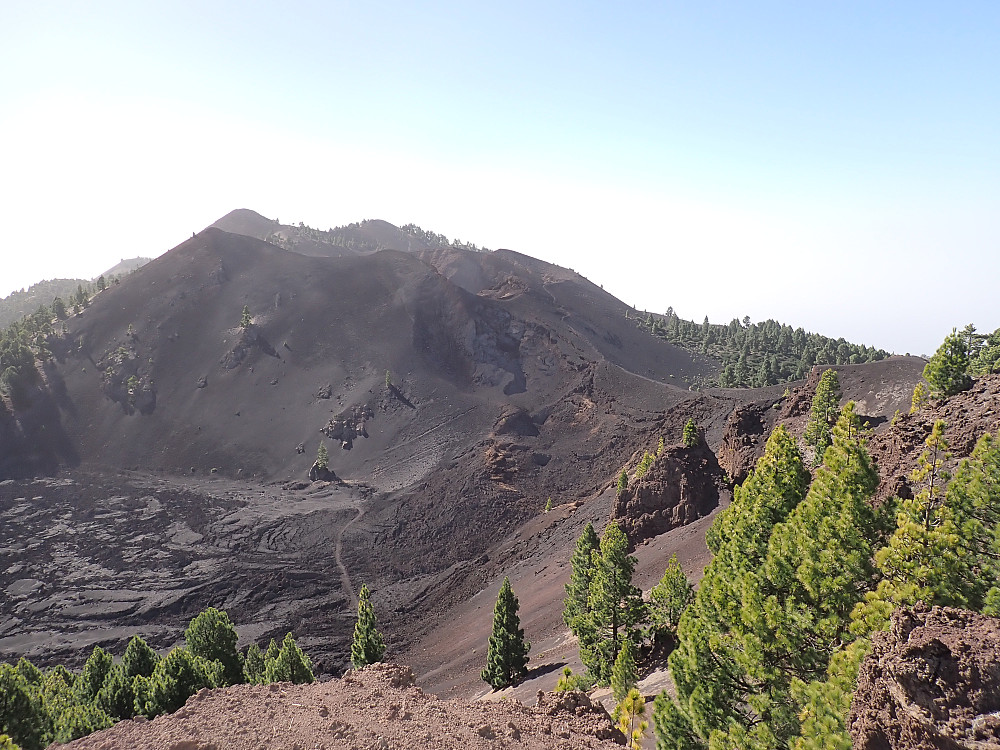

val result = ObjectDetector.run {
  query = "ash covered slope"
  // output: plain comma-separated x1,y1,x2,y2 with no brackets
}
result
37,225,712,484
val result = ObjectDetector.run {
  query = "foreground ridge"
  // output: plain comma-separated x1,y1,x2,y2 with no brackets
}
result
58,663,624,750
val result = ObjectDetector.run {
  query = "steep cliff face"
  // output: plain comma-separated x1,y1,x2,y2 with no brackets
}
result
850,605,1000,749
716,400,781,484
612,441,727,545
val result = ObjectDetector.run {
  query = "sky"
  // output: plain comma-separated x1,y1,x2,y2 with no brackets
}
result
2,2,998,356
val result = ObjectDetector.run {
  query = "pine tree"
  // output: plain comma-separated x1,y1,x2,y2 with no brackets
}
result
804,368,841,463
148,648,222,715
351,584,386,669
923,328,972,396
481,577,530,690
682,419,698,448
564,522,600,633
617,468,628,495
634,451,655,480
616,688,649,750
316,442,329,470
668,426,811,744
77,646,113,702
95,664,134,720
243,644,266,684
122,636,159,680
239,305,252,328
265,634,314,684
909,381,929,414
648,554,693,646
583,521,645,682
611,639,637,704
184,607,244,686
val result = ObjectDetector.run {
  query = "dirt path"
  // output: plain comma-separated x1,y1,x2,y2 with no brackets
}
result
335,505,364,607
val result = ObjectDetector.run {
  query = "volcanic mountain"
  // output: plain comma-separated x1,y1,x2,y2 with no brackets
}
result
0,212,931,689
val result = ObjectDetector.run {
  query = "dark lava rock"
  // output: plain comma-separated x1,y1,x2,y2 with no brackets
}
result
717,401,778,484
493,406,539,437
308,462,338,482
612,442,725,545
850,604,1000,749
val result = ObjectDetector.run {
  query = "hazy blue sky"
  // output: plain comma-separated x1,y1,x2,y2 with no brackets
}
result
2,2,998,355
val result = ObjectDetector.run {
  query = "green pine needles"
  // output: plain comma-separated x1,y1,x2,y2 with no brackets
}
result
0,609,315,750
923,328,973,396
682,419,699,448
351,584,387,670
481,577,530,690
804,368,842,463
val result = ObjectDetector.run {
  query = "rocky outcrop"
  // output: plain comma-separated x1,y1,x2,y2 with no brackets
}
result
220,325,278,369
612,442,725,545
492,405,540,437
717,401,778,484
321,404,374,450
308,462,338,482
866,374,1000,503
850,604,1000,749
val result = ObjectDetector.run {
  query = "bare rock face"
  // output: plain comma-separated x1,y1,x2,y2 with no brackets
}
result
612,442,724,545
849,604,1000,749
717,402,776,484
308,462,337,482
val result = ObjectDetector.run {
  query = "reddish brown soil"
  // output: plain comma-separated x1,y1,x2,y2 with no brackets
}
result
55,663,624,750
850,605,1000,749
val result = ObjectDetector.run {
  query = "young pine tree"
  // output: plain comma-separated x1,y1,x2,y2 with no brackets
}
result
617,468,628,495
910,381,929,414
682,419,698,448
184,607,244,686
648,554,693,647
265,633,314,684
563,522,600,634
610,638,638,704
616,688,649,750
316,442,329,471
804,368,842,463
351,584,386,669
239,305,252,328
583,521,645,683
481,577,530,690
923,328,972,396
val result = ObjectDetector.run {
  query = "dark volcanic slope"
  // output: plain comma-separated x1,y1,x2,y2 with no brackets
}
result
44,227,712,481
1,226,732,670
